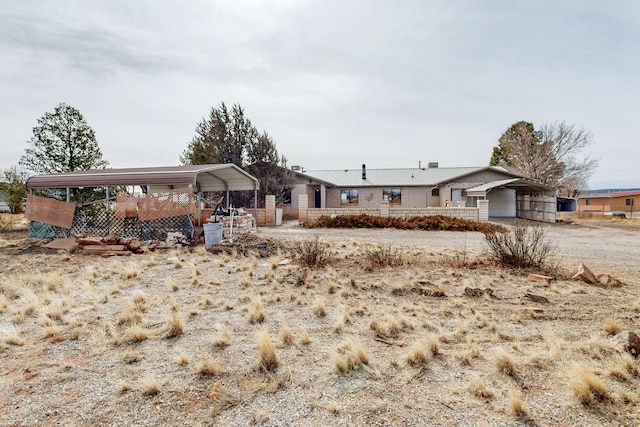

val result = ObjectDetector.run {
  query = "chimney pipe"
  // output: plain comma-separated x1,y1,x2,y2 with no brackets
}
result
362,164,366,180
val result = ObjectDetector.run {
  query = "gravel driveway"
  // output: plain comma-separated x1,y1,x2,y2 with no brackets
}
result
260,219,640,283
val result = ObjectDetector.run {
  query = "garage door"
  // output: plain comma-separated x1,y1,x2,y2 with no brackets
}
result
488,188,516,217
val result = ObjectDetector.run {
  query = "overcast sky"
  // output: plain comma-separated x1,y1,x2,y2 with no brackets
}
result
1,1,638,189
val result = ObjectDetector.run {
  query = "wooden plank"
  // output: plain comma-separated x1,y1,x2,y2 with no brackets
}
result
99,250,132,257
42,238,79,251
76,237,105,245
82,245,128,252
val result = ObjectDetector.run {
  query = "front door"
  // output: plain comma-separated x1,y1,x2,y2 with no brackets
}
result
314,189,321,208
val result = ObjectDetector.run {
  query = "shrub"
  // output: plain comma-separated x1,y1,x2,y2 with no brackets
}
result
362,244,403,271
0,214,12,232
296,236,332,268
483,219,557,269
311,214,504,233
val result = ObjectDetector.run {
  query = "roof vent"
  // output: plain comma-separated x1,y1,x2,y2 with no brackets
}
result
428,162,439,168
362,164,366,180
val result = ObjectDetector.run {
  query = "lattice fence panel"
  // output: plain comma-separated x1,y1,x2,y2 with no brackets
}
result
29,189,197,240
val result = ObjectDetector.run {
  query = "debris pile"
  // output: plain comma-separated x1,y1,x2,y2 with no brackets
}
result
571,263,624,286
207,233,290,258
75,234,145,257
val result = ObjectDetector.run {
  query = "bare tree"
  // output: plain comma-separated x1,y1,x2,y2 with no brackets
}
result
491,121,598,196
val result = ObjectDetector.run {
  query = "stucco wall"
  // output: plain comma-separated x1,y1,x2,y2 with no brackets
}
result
325,187,435,209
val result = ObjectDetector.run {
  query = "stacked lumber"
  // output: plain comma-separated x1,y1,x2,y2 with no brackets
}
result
75,234,145,257
221,214,256,239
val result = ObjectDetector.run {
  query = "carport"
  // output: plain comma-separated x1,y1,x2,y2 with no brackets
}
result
466,178,557,223
26,164,260,219
25,164,260,239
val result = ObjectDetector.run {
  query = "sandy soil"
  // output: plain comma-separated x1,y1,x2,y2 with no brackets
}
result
0,217,639,426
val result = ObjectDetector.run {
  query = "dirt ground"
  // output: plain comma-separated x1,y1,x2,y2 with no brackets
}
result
0,216,639,426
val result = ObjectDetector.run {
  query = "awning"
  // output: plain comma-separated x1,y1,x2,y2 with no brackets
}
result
466,178,555,197
25,164,259,193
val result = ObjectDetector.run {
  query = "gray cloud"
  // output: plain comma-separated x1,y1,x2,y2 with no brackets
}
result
0,0,639,188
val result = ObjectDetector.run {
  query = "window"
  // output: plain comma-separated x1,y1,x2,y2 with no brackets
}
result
431,188,440,197
585,199,590,206
626,198,634,206
282,188,291,205
341,189,359,204
383,189,402,204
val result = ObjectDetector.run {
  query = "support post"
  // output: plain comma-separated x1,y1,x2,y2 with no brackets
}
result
253,182,258,226
298,194,308,224
478,199,489,222
265,195,276,226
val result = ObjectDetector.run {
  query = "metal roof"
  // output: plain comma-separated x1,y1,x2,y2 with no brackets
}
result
578,190,640,199
466,178,556,197
299,166,520,187
25,164,259,192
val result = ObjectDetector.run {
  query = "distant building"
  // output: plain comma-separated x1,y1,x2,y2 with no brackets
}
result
0,191,11,213
577,190,640,217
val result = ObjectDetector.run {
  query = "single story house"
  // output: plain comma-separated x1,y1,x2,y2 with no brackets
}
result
286,164,557,222
577,190,640,217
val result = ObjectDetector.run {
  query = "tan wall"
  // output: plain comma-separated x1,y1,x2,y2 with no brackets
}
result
578,195,640,214
610,196,640,212
325,187,434,209
578,199,609,213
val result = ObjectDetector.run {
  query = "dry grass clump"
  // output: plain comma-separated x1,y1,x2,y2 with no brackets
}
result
198,353,225,375
165,310,185,338
567,361,610,405
210,381,242,414
280,321,295,346
141,377,162,395
126,325,149,343
495,348,517,376
455,344,481,366
249,299,266,324
603,319,622,336
0,324,25,346
334,308,352,332
334,339,370,374
509,394,527,417
177,351,190,365
0,294,7,314
369,316,414,338
469,377,494,399
118,302,143,325
296,236,332,268
213,326,232,347
405,342,430,367
362,243,403,271
257,329,278,372
299,329,312,345
313,299,327,317
120,263,140,279
427,336,441,356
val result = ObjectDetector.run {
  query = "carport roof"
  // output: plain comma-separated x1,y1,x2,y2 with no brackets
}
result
466,178,556,197
25,164,259,192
